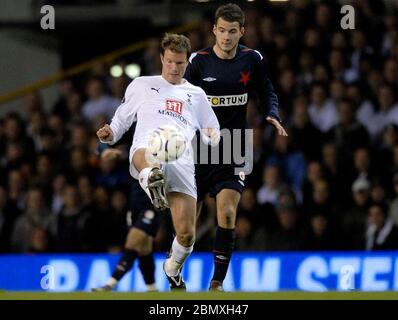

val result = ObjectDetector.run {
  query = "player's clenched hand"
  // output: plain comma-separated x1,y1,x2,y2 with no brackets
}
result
96,124,114,142
266,116,288,137
101,148,123,161
201,128,220,146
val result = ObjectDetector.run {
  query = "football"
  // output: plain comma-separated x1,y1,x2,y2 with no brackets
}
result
148,124,187,162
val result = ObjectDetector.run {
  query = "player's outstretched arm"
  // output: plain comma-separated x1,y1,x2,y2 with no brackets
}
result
252,50,286,137
102,78,142,145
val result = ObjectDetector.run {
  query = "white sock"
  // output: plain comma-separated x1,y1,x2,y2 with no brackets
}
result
165,237,193,277
138,167,152,199
106,277,118,288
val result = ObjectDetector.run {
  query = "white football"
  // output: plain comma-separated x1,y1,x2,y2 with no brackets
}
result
148,124,187,163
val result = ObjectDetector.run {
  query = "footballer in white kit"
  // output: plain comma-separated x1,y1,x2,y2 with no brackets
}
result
97,33,219,291
106,74,220,199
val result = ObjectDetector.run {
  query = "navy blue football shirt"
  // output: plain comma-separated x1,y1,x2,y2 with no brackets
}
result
184,44,281,131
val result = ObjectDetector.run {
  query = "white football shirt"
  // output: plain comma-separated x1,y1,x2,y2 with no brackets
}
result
107,75,220,163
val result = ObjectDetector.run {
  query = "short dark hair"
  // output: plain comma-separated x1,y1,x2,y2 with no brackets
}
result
215,3,245,27
160,33,191,59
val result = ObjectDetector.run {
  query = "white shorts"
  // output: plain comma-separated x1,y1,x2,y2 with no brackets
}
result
129,143,197,200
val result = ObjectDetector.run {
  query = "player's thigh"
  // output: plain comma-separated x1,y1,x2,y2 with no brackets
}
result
125,227,153,253
168,192,196,236
129,206,162,238
163,159,196,199
163,160,197,238
216,188,241,228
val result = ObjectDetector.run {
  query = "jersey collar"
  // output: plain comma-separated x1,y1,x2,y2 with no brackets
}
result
160,75,187,86
211,44,241,61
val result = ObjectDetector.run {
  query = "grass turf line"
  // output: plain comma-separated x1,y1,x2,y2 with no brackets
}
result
1,291,398,300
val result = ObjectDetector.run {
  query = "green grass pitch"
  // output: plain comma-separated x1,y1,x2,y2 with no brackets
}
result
1,291,398,300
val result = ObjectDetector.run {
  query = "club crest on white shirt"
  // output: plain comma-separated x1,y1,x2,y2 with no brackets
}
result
187,93,192,105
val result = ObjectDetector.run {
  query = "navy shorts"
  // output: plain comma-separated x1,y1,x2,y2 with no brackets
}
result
127,180,162,237
195,164,246,202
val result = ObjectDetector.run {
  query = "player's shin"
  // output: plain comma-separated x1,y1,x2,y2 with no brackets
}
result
211,226,235,286
138,254,157,291
92,249,139,292
110,249,139,284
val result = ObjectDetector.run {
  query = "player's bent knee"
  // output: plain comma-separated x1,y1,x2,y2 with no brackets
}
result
132,148,154,172
219,205,237,220
218,205,237,228
138,243,152,256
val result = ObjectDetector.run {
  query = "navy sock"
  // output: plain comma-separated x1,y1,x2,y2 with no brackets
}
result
112,249,138,281
211,226,235,284
138,253,156,285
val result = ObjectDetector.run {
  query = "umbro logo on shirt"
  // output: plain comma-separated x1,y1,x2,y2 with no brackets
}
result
203,77,217,82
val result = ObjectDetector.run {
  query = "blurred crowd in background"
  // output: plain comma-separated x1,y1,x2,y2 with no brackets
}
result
2,0,398,254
